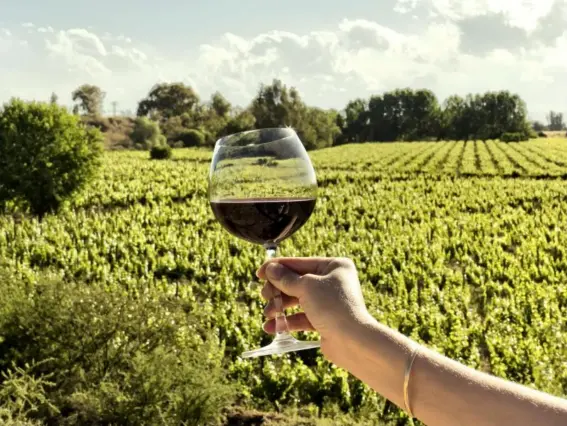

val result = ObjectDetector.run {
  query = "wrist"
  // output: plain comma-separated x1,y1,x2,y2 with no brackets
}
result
323,313,414,410
322,311,379,368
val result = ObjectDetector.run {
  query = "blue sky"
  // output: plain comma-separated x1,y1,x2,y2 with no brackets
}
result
1,0,566,121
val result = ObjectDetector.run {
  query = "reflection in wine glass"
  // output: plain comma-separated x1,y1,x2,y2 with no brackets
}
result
208,128,319,358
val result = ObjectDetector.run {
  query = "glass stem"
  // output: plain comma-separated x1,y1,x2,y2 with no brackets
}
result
265,245,291,339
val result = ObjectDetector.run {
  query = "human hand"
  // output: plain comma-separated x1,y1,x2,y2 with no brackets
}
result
256,257,373,361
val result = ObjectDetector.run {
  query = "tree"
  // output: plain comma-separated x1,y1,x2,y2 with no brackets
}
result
129,117,166,149
0,99,103,216
49,92,58,105
532,121,546,132
72,84,105,116
249,79,339,149
250,79,306,129
210,92,231,118
341,99,368,142
175,129,205,147
137,83,199,121
298,107,341,149
439,91,530,141
546,111,565,131
223,109,256,136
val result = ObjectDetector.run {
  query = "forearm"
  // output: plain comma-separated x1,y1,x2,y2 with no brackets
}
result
330,318,567,426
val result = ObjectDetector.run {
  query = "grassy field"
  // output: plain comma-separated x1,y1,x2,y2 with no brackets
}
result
1,138,567,425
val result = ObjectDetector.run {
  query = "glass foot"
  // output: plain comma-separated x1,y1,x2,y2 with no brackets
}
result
242,333,320,358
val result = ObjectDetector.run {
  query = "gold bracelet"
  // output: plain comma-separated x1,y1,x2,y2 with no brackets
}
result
403,345,420,418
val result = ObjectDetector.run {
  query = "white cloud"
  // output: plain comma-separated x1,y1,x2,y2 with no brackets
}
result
401,0,561,32
0,8,566,120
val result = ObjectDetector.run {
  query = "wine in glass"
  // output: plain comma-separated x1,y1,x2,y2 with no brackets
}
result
208,128,320,358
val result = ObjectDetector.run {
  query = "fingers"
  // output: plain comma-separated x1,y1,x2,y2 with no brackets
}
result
263,312,315,334
258,262,304,297
260,282,277,300
256,257,334,279
263,294,299,318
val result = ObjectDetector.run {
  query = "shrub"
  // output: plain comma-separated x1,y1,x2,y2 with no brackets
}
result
0,99,103,217
129,117,163,149
500,132,528,142
176,129,205,147
83,116,135,149
0,269,234,425
538,131,548,138
150,144,172,160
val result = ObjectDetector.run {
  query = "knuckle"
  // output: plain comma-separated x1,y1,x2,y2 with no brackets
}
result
331,257,355,270
301,273,319,282
260,283,273,299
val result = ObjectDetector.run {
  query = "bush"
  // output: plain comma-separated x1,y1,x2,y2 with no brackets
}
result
176,129,205,147
538,131,548,138
500,132,528,142
0,99,103,217
527,129,538,139
130,117,163,149
150,144,172,160
0,269,234,425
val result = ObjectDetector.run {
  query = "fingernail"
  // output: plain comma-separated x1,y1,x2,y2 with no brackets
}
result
266,263,284,280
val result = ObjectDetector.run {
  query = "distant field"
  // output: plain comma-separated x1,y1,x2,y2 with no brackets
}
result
2,139,567,425
311,137,567,177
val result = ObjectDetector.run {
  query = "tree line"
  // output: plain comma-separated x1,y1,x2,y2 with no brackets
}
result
65,81,565,150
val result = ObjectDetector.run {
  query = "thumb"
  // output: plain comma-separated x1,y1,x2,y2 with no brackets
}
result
265,262,303,297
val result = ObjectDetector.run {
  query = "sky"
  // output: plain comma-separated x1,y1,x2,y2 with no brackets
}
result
1,0,566,121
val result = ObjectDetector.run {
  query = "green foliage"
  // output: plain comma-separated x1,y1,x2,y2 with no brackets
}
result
546,111,565,131
84,80,537,151
0,99,103,216
340,90,531,143
223,110,256,136
137,82,200,121
129,117,165,149
0,269,234,425
71,85,105,117
0,361,57,425
532,120,546,132
249,79,340,150
3,140,567,425
150,144,172,160
210,91,231,118
176,129,205,147
500,132,528,142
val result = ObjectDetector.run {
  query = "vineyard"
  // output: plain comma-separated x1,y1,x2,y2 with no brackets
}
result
1,138,567,425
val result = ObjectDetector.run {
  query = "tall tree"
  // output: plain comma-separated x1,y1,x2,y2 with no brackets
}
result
250,79,306,129
210,92,231,118
532,120,546,132
72,85,105,116
137,83,199,121
341,98,368,142
546,111,565,131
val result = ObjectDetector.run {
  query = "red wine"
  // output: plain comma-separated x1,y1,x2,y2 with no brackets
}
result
210,198,316,245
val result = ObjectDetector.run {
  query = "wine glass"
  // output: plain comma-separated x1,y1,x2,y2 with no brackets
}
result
208,128,320,358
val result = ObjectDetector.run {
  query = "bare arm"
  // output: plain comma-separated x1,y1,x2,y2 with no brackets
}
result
258,257,567,426
338,317,567,426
